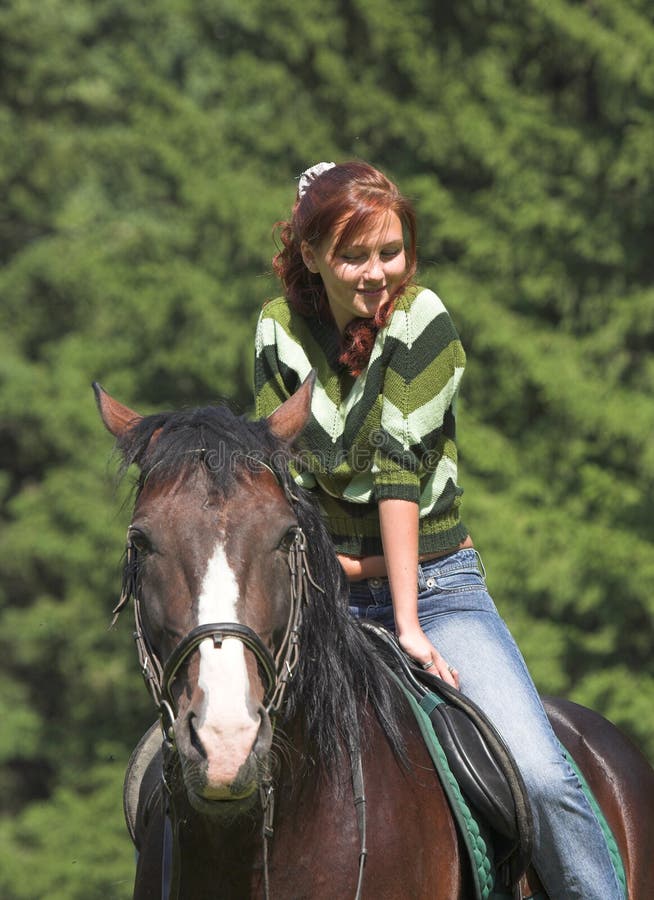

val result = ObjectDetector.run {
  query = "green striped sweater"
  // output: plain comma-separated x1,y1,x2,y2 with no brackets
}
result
254,284,468,557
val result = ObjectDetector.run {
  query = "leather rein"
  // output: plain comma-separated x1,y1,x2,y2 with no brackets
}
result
113,524,367,900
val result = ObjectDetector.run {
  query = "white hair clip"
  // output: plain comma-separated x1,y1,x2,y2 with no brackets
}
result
297,161,336,199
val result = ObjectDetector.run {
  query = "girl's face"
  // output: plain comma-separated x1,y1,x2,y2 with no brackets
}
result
301,212,407,333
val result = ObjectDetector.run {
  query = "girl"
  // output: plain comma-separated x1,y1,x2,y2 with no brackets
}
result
254,160,623,899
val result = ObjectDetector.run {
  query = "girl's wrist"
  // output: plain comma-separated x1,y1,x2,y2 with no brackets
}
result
394,612,421,635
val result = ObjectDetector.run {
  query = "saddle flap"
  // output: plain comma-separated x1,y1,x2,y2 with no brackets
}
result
359,620,534,887
425,697,519,843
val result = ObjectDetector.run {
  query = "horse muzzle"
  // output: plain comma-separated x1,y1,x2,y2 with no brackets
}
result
175,704,274,808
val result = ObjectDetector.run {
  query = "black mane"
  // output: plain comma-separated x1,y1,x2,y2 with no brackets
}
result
116,404,405,768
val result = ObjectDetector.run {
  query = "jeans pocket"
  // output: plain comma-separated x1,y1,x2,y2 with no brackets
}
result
435,568,485,593
419,566,485,597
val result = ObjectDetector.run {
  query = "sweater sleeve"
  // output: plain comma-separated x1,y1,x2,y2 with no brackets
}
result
372,289,466,503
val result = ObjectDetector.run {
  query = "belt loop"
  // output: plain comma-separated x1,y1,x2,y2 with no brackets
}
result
474,549,486,580
417,561,426,593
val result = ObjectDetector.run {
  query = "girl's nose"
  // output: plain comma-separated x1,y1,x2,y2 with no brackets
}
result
365,256,383,280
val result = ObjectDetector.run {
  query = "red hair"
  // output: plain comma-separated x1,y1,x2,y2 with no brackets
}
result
272,161,417,376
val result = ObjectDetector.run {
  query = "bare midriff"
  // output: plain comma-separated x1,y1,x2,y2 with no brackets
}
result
337,534,474,582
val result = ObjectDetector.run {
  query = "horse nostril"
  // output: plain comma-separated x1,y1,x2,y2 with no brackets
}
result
188,714,207,760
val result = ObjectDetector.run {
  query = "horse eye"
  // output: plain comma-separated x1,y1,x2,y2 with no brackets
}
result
277,529,297,552
128,528,152,555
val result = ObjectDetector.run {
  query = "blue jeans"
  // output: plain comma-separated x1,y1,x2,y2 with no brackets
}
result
348,548,623,899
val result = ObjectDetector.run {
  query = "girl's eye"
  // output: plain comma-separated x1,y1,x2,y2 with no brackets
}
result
340,247,402,262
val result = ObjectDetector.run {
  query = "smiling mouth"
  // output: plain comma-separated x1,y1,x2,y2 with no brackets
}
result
359,286,386,296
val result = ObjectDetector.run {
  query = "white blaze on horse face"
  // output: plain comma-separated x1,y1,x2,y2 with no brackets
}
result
194,538,261,790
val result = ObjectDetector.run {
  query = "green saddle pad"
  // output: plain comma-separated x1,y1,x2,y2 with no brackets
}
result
396,677,627,900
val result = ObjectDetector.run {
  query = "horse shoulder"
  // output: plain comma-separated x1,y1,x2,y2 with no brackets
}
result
359,702,472,899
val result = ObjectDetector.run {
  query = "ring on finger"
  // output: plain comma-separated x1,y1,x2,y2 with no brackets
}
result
421,660,435,670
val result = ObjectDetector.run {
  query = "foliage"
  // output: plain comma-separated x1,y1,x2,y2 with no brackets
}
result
1,0,653,895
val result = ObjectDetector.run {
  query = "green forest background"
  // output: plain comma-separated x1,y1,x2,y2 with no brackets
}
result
1,0,653,896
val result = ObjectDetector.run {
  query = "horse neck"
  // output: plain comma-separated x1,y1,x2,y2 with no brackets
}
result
170,790,263,896
169,716,319,898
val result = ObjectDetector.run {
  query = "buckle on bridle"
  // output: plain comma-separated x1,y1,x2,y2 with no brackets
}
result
160,700,176,745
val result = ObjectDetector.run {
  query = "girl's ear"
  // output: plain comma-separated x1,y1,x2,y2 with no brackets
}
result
300,240,319,274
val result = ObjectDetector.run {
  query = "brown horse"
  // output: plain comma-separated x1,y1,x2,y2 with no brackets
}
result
95,378,654,900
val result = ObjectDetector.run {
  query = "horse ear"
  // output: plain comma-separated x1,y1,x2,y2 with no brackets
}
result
93,382,142,438
267,370,316,444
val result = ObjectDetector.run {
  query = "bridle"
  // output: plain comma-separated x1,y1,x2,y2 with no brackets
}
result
112,525,312,743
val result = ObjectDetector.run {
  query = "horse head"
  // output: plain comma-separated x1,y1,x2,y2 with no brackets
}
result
94,376,314,814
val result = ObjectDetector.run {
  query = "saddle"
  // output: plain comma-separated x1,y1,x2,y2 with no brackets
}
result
360,621,534,895
123,721,165,851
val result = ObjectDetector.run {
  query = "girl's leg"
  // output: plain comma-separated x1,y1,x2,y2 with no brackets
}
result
415,549,623,900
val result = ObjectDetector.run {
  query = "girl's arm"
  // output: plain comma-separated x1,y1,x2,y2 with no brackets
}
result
379,497,459,687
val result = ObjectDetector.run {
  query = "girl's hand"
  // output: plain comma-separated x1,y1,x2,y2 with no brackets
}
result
397,626,459,689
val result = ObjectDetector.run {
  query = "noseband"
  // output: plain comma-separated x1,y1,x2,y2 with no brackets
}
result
113,526,313,742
